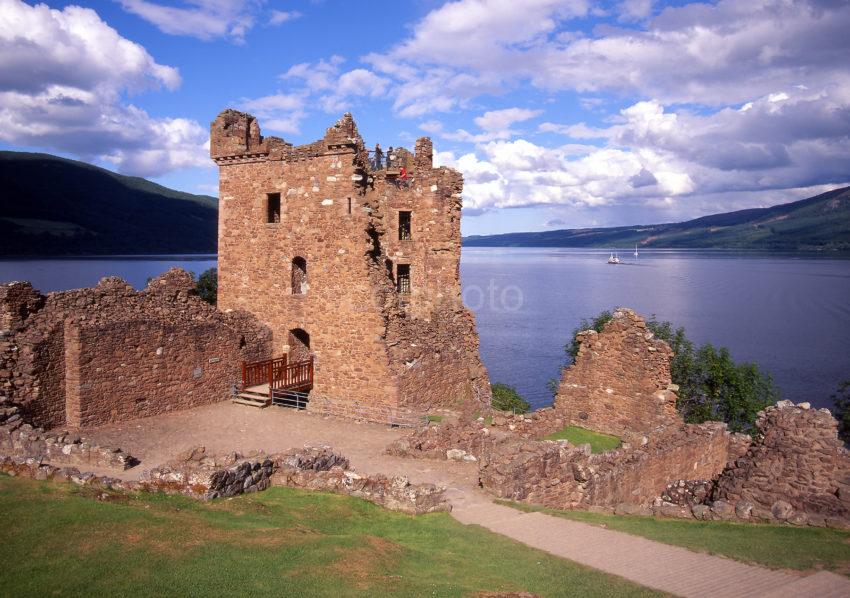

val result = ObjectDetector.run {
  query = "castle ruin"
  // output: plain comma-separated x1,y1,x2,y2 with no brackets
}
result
0,269,270,429
210,110,490,423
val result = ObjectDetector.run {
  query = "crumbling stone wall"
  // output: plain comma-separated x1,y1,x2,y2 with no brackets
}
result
712,401,850,524
479,422,745,509
1,269,271,429
211,110,489,424
554,308,682,440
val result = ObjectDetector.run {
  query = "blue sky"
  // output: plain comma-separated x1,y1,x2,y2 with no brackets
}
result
1,0,849,235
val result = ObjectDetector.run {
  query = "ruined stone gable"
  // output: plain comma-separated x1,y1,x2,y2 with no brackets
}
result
211,110,489,423
554,308,682,440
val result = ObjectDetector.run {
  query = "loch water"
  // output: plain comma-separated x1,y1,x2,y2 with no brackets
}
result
2,248,849,410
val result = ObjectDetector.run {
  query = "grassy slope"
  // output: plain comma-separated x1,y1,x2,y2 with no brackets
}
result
464,186,850,251
0,475,658,597
543,426,621,453
502,502,850,573
0,151,217,255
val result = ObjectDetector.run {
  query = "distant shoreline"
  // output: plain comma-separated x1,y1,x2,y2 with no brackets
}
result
4,248,850,261
0,253,218,261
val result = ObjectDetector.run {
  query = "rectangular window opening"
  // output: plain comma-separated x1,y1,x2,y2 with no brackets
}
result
267,193,281,223
397,264,411,295
399,211,411,240
348,197,352,215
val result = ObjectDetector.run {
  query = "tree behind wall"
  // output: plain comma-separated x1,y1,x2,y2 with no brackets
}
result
830,380,850,443
193,268,217,306
553,310,778,433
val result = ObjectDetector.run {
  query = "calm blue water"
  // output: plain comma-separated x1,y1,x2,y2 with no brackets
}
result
2,249,849,410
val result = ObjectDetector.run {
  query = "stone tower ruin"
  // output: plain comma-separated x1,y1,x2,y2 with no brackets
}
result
210,110,490,423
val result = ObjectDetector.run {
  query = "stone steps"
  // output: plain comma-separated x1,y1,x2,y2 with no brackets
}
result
232,392,270,408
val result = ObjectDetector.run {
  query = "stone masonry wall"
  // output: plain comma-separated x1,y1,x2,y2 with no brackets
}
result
712,401,850,523
1,269,271,429
212,110,489,423
554,308,681,440
479,422,746,509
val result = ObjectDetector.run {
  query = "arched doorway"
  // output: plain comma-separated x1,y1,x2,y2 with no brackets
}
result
288,328,310,362
291,257,307,295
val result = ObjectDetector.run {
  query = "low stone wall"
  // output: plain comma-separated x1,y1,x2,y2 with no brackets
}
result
141,449,277,499
479,422,746,509
0,444,450,515
387,419,504,461
272,448,450,515
385,405,635,463
0,397,136,470
1,455,132,488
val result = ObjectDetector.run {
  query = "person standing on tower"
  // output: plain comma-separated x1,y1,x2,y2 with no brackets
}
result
373,143,383,170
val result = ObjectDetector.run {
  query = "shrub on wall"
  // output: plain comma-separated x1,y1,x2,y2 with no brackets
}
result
491,383,531,414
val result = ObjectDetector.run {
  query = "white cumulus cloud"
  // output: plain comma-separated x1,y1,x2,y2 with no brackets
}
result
0,0,208,176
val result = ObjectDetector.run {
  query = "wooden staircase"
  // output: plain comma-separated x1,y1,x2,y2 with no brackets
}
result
231,356,314,410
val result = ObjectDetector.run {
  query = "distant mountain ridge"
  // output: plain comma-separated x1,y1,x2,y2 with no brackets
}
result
0,151,217,256
2,151,848,255
464,186,850,251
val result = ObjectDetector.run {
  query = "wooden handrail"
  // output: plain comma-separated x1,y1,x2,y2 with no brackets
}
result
242,355,288,388
270,356,314,391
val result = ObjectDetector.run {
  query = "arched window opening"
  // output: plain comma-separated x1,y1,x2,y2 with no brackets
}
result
288,328,310,362
291,256,307,295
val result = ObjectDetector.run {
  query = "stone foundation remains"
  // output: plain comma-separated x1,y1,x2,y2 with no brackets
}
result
0,396,137,470
0,269,271,429
211,110,490,424
479,422,747,509
271,447,450,515
553,308,682,441
1,445,450,515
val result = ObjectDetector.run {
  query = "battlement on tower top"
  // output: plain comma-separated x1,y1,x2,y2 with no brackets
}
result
210,109,435,173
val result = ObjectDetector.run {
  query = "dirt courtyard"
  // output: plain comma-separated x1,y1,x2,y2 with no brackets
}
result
71,402,483,504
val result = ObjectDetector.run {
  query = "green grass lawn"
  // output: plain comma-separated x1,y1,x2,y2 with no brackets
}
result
500,501,850,573
543,426,621,453
426,414,444,423
0,475,659,597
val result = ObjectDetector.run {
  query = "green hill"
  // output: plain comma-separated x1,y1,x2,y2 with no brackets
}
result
0,151,217,256
464,186,850,251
